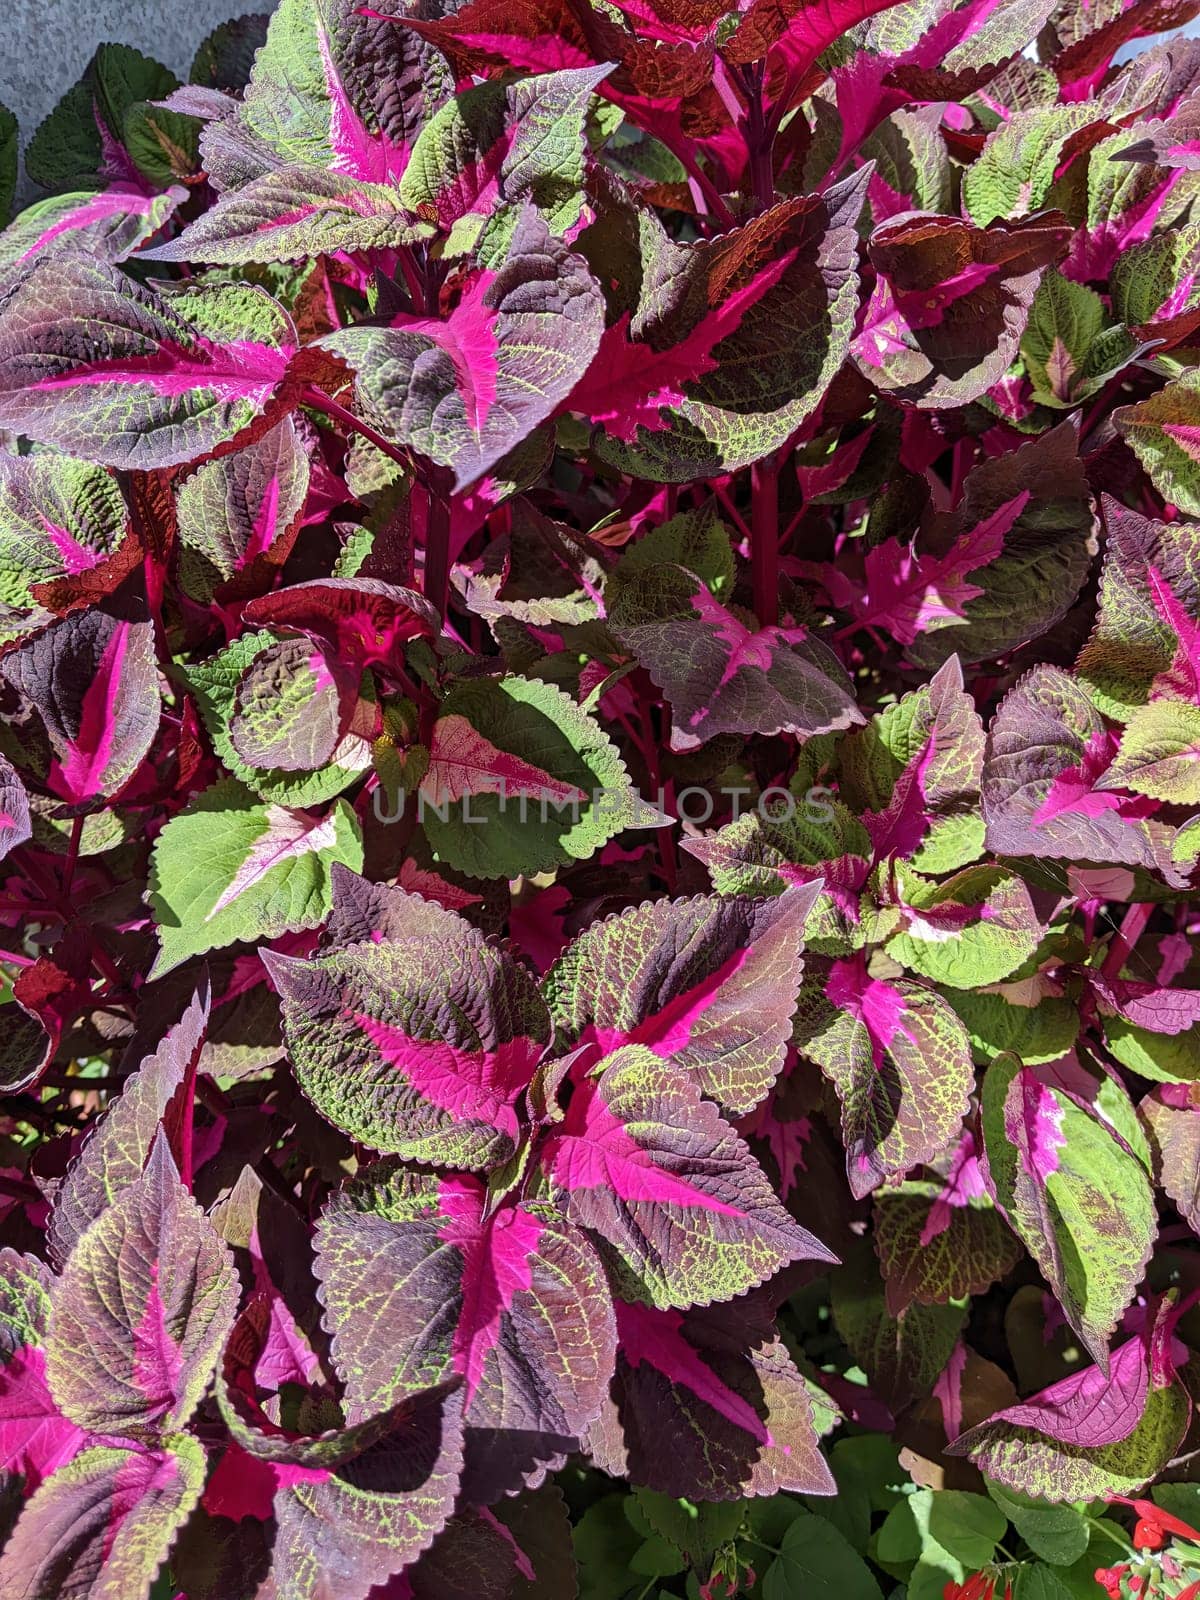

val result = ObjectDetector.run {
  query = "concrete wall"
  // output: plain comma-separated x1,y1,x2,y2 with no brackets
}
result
2,0,245,194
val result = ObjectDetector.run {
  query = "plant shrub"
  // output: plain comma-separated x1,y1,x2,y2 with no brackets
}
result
1,0,1200,1595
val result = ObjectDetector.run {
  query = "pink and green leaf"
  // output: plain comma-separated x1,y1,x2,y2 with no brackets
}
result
0,257,301,468
46,1139,238,1436
542,885,822,1115
533,1044,834,1308
980,1052,1157,1368
266,899,551,1170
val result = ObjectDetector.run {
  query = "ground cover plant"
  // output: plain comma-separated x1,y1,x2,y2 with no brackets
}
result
7,0,1200,1595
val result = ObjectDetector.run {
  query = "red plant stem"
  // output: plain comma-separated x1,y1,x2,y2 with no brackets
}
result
422,480,452,620
1101,902,1154,980
742,61,782,628
751,456,780,627
656,130,736,228
143,552,173,674
62,814,84,902
301,386,411,471
744,63,776,214
712,483,752,540
394,246,427,313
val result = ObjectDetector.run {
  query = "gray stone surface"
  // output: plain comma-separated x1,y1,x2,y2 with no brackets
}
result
1,0,246,192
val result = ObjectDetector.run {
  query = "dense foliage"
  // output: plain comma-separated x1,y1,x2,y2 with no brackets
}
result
3,0,1200,1594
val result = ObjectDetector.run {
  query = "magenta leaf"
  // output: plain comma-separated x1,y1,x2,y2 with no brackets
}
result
142,166,434,266
588,1295,835,1500
0,452,136,640
852,212,1070,407
839,655,986,874
0,1436,207,1600
608,557,862,748
533,1044,834,1308
799,957,974,1199
542,885,822,1115
725,0,909,67
0,755,30,865
46,1139,238,1437
1076,495,1200,718
241,577,441,670
265,885,551,1170
0,185,184,299
315,1163,616,1500
270,1386,466,1600
0,1252,85,1492
982,665,1182,882
809,425,1097,664
397,67,612,235
48,985,211,1269
1091,972,1200,1034
175,416,313,607
0,256,303,468
872,1136,1022,1315
422,713,586,809
199,0,452,192
0,601,159,807
949,1307,1191,1501
218,1292,455,1473
322,206,605,490
586,184,866,481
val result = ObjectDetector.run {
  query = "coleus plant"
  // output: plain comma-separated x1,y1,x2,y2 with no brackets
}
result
4,0,1200,1595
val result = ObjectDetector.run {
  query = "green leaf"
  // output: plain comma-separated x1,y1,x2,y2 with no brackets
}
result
420,674,649,878
1104,700,1200,804
764,1511,884,1600
575,1496,647,1600
963,106,1091,227
1116,371,1200,517
876,1489,1007,1570
1152,1483,1200,1525
943,989,1080,1066
1020,271,1138,408
148,779,363,976
0,104,16,223
400,68,610,237
980,1054,1156,1366
123,100,199,186
1104,1015,1200,1082
1015,1567,1078,1600
885,864,1043,989
630,1536,685,1578
610,500,736,599
631,1493,743,1565
25,44,179,190
831,1240,966,1404
985,1482,1089,1566
1110,226,1200,329
183,631,369,807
